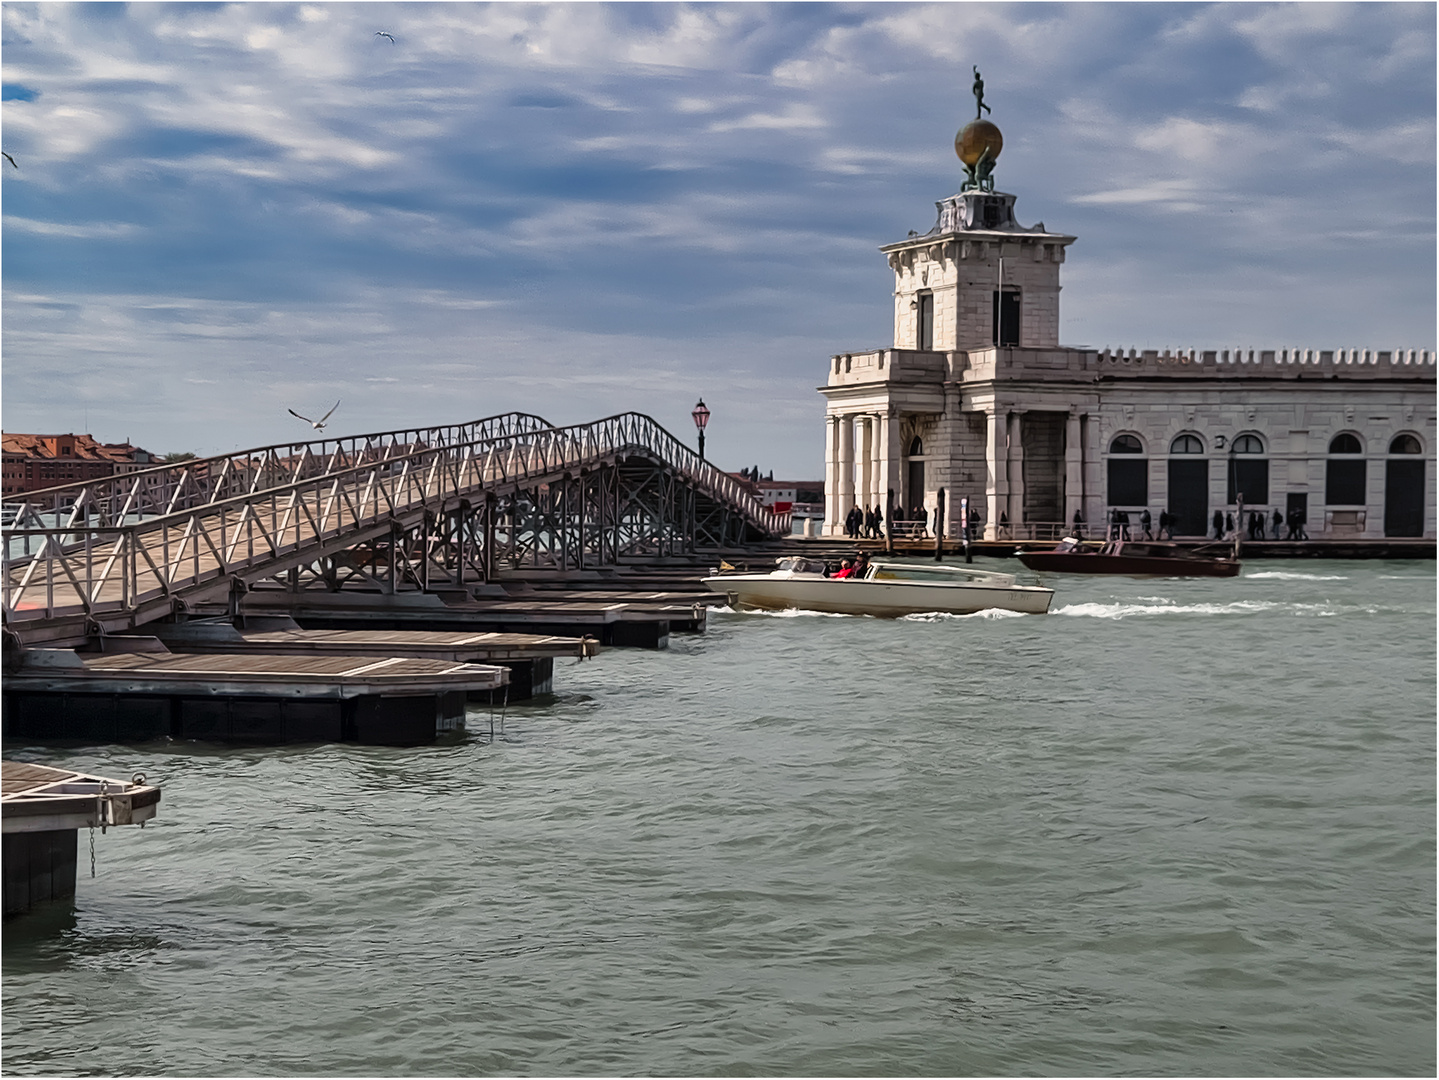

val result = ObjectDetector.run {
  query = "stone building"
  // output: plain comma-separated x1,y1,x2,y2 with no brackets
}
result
2,433,157,497
820,112,1435,541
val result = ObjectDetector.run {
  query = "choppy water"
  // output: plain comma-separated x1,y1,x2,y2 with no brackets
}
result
4,559,1434,1076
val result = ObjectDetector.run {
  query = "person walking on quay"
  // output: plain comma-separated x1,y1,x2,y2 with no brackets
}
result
873,505,884,539
1118,509,1131,540
998,510,1010,539
1212,509,1224,539
912,506,927,538
1157,509,1171,540
1072,507,1084,539
1272,508,1283,540
1140,508,1153,540
863,506,875,539
1224,511,1235,538
970,506,982,538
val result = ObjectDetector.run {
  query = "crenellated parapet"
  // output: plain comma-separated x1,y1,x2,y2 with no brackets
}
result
1091,346,1436,379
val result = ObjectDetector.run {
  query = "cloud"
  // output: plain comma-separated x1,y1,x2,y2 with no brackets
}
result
1,2,1433,477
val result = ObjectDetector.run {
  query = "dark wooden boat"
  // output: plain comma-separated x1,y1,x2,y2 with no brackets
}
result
1017,537,1242,577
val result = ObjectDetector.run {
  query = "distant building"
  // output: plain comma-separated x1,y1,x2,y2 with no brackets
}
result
820,105,1436,540
2,433,157,497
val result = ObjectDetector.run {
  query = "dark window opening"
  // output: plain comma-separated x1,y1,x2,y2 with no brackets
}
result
1108,459,1147,506
1325,459,1366,505
1109,434,1143,454
1329,433,1362,454
1227,458,1269,505
908,436,923,456
1390,434,1422,454
918,291,934,351
992,288,1020,347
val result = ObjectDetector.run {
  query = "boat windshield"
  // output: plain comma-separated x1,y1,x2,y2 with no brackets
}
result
868,562,1016,586
775,557,827,575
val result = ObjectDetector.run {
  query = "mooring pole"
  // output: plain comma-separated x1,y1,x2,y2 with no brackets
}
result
960,495,972,564
934,488,946,562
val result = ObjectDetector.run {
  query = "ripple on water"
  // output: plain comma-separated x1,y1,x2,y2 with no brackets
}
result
2,560,1433,1077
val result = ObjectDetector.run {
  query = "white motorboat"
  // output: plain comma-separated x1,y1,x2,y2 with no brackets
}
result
703,557,1053,617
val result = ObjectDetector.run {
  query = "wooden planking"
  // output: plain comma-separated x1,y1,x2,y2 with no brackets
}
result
2,761,80,797
82,651,493,678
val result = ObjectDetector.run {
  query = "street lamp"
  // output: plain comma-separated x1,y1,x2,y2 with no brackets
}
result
691,398,710,460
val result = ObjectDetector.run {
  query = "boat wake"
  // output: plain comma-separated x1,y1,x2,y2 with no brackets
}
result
713,606,856,619
901,608,1028,622
1246,571,1348,581
1053,599,1282,619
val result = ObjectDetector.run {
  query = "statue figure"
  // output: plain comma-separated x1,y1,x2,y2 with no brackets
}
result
960,145,997,193
972,65,991,119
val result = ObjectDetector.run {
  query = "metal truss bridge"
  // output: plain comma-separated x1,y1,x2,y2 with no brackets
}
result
3,412,790,647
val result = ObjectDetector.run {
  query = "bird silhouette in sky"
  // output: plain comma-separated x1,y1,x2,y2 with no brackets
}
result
1,152,16,169
375,31,395,43
288,400,341,431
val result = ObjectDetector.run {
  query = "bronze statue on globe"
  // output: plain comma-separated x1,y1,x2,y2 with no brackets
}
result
958,67,1002,192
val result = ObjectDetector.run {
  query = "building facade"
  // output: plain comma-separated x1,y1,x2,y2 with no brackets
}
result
821,155,1435,541
2,433,157,497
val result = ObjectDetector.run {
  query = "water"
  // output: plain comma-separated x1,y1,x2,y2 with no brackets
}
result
4,559,1434,1076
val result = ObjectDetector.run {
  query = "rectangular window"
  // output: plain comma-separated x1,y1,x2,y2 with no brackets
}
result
1325,459,1365,505
918,292,934,351
1227,459,1269,504
992,288,1020,346
1107,458,1147,506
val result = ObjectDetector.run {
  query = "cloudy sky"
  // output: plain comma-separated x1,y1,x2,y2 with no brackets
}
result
2,2,1434,476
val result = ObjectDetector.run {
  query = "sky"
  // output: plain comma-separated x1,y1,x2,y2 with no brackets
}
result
2,2,1434,477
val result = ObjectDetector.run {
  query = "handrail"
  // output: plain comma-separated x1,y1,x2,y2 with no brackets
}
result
3,412,790,627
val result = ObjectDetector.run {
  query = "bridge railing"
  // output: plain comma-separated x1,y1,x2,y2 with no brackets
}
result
3,411,788,628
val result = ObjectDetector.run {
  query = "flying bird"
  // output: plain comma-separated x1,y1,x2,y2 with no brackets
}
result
1,152,16,169
375,31,395,43
288,400,341,431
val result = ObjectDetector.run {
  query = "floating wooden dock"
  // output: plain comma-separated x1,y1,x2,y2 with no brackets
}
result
134,616,596,699
243,589,703,647
3,646,508,746
2,760,160,917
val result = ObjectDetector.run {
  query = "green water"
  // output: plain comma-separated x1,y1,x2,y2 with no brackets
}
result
3,560,1434,1076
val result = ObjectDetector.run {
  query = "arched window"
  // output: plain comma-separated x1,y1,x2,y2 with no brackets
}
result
1169,434,1203,454
1390,434,1422,454
1107,435,1147,505
1327,433,1365,505
908,436,923,456
1227,433,1268,504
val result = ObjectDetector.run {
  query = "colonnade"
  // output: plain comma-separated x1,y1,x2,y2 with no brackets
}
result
825,406,1092,539
824,411,897,536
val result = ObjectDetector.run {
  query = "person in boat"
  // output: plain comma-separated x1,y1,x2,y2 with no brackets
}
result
854,551,871,577
833,558,856,579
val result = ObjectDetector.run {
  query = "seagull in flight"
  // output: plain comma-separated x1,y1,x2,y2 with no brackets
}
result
1,152,16,169
288,400,341,431
375,31,395,43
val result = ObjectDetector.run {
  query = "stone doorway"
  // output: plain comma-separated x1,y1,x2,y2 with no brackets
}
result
1167,459,1208,536
1021,413,1065,525
1384,459,1425,537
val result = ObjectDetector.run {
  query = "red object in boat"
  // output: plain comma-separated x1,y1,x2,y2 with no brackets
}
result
1017,537,1242,577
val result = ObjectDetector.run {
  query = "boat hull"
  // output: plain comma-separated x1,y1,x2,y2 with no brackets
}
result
703,575,1053,616
1017,551,1241,577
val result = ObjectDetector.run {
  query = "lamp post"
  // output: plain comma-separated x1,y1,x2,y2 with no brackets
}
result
691,398,710,460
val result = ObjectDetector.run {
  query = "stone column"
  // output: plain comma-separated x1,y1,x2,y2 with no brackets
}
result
985,409,1007,540
1065,411,1084,531
858,417,873,514
878,411,900,520
837,415,855,528
1007,412,1025,535
824,415,840,536
870,414,884,517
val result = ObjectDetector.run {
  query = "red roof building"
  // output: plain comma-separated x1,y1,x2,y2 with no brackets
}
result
2,433,157,497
